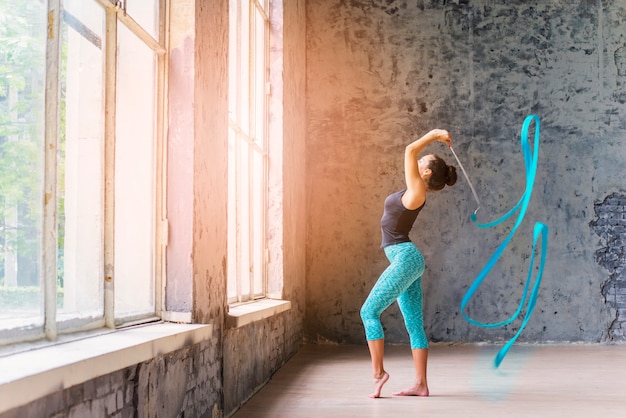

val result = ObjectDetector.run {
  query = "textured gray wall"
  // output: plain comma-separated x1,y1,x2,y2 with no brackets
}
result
305,0,625,345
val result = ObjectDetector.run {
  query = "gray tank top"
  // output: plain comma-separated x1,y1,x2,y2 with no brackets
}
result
380,190,424,248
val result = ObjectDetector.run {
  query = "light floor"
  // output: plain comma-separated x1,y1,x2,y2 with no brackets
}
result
231,343,626,418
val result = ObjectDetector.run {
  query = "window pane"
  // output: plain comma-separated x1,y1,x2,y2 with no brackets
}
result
0,1,46,334
238,2,250,135
58,0,105,326
227,127,237,301
126,0,159,41
258,0,270,14
228,2,238,120
254,8,266,147
252,149,264,297
238,143,251,299
114,24,156,319
228,0,269,303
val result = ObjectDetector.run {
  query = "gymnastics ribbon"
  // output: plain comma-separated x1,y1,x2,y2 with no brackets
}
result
450,114,549,368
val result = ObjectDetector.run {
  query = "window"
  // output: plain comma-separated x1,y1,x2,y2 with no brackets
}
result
0,0,166,346
228,0,271,304
0,0,46,339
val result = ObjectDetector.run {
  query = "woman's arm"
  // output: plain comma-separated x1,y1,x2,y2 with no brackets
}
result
402,129,452,210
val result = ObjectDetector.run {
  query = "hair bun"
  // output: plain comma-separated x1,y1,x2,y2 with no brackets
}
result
446,165,457,186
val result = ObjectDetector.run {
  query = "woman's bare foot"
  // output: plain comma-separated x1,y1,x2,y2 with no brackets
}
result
393,384,429,397
369,372,390,398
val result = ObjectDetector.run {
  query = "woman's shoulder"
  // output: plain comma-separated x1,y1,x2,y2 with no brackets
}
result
400,189,426,211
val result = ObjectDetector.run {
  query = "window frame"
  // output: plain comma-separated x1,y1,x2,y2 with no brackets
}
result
0,0,168,346
227,0,271,305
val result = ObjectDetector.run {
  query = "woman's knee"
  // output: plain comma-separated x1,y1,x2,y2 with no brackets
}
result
360,303,371,321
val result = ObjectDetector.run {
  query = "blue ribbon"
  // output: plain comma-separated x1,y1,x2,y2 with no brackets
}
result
460,114,549,368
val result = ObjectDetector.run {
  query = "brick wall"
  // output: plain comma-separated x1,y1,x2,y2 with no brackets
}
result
0,339,221,418
591,192,626,340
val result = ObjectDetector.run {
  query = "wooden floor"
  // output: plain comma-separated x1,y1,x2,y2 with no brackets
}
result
231,343,626,418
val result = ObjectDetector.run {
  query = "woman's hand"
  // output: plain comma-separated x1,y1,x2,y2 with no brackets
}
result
426,129,452,147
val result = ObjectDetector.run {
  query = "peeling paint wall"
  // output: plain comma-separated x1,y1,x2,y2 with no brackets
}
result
591,193,626,339
306,0,626,345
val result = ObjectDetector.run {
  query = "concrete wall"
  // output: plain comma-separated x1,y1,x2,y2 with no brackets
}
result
305,0,626,345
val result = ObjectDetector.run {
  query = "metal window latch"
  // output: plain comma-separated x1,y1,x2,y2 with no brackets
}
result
116,0,127,15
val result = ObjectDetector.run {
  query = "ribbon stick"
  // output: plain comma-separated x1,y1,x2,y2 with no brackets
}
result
449,146,481,217
454,115,549,368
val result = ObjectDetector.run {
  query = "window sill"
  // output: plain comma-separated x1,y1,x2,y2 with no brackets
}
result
226,298,291,329
0,322,213,414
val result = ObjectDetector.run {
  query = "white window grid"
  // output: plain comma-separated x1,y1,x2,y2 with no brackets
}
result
0,0,168,346
228,0,271,304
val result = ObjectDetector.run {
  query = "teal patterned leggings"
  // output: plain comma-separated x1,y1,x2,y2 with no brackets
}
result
360,242,428,349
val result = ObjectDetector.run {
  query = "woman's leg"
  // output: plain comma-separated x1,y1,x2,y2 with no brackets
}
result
366,339,388,398
394,271,430,396
393,348,429,396
360,243,420,398
360,260,399,398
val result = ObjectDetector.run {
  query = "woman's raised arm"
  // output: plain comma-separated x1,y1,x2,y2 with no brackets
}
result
402,129,452,209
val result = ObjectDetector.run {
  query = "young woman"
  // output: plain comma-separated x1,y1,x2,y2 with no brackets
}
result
360,129,457,398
